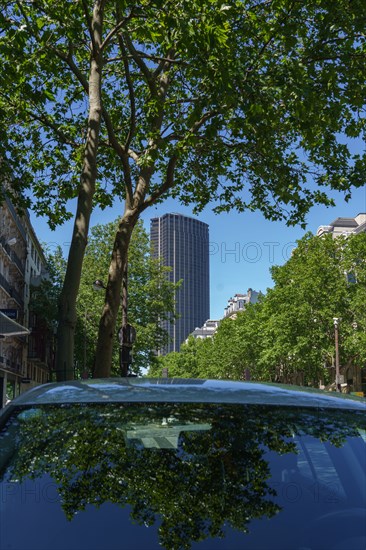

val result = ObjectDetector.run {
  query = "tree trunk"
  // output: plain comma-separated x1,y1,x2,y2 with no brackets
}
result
93,209,139,377
55,2,105,381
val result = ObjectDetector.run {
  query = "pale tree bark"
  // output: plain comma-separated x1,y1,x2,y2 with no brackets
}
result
93,153,178,377
94,165,155,377
93,206,139,377
93,37,180,377
55,1,106,381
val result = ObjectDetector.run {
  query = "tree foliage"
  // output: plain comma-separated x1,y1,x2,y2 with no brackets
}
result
29,244,66,330
255,232,366,385
76,219,179,376
46,220,179,377
149,336,214,378
155,233,366,388
1,0,366,376
2,0,366,222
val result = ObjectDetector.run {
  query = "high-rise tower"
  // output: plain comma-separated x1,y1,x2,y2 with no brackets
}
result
150,213,210,354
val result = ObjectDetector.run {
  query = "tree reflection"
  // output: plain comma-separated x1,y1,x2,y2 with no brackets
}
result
0,403,365,549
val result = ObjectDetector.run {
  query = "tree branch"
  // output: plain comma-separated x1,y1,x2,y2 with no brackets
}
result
54,44,89,94
104,52,185,66
139,107,219,210
31,112,79,147
153,47,178,78
0,91,78,147
189,109,219,134
54,41,139,188
100,8,136,51
81,0,96,52
302,53,366,65
141,154,178,211
123,32,157,96
81,0,108,52
117,34,136,151
101,107,134,203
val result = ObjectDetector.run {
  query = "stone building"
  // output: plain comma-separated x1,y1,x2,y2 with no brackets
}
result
316,212,366,237
0,193,53,407
190,320,220,340
223,289,260,319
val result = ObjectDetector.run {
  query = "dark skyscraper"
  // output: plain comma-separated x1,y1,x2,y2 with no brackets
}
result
150,213,210,354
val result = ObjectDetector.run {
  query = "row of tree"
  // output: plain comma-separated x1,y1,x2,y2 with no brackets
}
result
1,0,366,378
150,233,366,389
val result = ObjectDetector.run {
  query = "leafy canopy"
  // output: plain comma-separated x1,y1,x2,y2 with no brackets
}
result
156,233,366,387
43,219,179,376
1,0,365,226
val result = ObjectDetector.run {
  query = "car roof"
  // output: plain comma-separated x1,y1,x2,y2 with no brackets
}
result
5,378,366,410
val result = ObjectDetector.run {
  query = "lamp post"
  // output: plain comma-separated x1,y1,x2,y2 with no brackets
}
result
333,317,341,392
93,267,135,377
82,308,89,379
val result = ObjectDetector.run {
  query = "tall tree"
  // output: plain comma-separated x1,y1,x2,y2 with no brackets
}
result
207,303,267,382
259,232,366,386
1,1,365,377
1,0,110,378
76,219,179,376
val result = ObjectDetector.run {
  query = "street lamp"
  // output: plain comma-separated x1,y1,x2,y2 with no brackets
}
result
92,279,106,292
82,308,90,380
93,275,136,377
333,317,341,392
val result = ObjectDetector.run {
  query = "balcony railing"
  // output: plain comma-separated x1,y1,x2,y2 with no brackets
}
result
28,350,45,361
3,195,27,241
0,356,22,374
0,236,25,275
0,271,24,308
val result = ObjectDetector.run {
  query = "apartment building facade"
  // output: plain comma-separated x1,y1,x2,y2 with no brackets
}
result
223,288,260,319
316,213,366,237
0,193,53,407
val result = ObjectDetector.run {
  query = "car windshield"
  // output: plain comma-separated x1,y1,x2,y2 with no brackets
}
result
0,402,365,550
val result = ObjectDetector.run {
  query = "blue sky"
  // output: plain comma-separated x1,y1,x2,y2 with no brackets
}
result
30,185,366,321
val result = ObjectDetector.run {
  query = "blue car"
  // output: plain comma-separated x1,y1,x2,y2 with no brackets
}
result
0,378,365,549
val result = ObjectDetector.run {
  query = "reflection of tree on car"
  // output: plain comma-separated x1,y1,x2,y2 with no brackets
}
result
0,404,365,549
